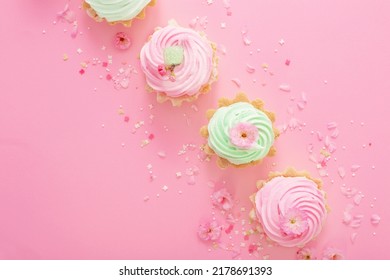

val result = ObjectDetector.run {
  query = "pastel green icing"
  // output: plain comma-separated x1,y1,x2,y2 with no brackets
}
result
85,0,151,22
164,46,184,66
207,102,275,165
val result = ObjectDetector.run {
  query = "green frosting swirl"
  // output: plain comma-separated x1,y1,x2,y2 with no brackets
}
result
207,102,275,165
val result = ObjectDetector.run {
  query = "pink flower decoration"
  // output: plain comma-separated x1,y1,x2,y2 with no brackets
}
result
198,221,222,241
296,247,316,260
114,32,131,50
229,122,259,149
279,208,309,237
211,188,233,211
322,247,344,260
157,65,167,76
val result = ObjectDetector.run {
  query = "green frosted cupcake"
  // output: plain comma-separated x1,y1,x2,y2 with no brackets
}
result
200,93,279,168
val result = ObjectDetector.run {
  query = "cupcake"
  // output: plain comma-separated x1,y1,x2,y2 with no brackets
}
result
83,0,156,27
250,168,328,247
200,93,278,168
140,20,218,106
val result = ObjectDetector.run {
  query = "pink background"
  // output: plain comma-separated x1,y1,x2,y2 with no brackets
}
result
1,0,389,259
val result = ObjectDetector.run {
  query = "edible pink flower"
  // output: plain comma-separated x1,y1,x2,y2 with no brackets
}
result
322,247,344,260
114,32,131,50
229,122,259,149
279,208,309,237
211,188,233,211
198,221,222,241
296,247,316,260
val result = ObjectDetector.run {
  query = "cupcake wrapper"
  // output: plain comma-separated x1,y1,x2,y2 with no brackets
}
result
200,92,279,169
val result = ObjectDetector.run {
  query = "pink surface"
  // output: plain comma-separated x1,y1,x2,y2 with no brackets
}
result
0,0,389,259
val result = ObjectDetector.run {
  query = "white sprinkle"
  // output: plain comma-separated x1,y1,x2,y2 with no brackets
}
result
143,196,149,201
162,185,168,192
279,39,285,46
220,22,226,28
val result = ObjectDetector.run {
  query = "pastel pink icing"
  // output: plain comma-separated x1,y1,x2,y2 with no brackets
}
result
255,176,327,247
140,23,214,97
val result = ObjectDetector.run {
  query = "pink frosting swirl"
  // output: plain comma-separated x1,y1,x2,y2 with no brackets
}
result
140,24,215,97
255,176,327,247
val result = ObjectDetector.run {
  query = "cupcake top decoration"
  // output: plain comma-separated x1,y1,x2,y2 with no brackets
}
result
140,20,218,106
200,93,278,168
251,169,328,248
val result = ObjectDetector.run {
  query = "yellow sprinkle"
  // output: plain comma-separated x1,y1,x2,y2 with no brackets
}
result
261,63,269,69
80,62,88,68
118,108,125,115
63,54,68,61
320,149,331,157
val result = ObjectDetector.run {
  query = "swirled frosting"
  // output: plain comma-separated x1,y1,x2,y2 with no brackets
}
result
207,102,275,165
255,176,327,247
140,24,214,97
85,0,151,22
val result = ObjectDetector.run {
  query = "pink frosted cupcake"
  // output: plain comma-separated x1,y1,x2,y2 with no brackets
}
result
83,0,156,27
140,20,218,106
250,168,328,247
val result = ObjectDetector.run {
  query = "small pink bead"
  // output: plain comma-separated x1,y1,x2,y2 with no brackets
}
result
157,65,166,76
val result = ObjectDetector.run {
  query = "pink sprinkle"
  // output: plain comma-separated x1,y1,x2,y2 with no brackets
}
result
301,92,307,102
188,17,198,29
106,74,112,80
327,122,338,130
79,69,85,75
231,78,241,88
324,136,330,147
187,176,196,185
158,151,166,158
297,101,306,110
70,22,78,39
331,128,339,139
353,194,363,205
350,232,358,244
246,64,256,73
316,131,323,141
371,214,381,225
279,84,291,92
328,142,337,153
124,116,130,122
225,224,234,234
285,59,291,66
102,62,108,67
148,133,154,140
243,235,249,241
157,65,167,76
338,166,346,179
248,244,258,254
318,169,327,177
351,165,361,172
309,154,317,163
